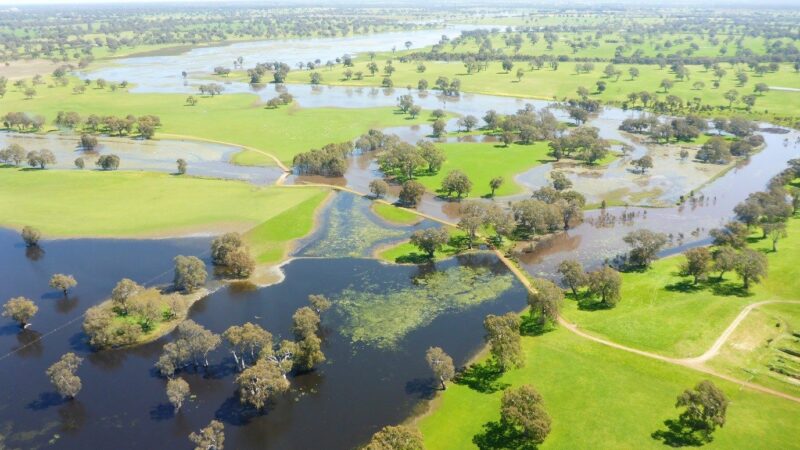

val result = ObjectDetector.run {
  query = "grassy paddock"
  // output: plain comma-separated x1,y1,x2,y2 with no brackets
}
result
0,168,326,239
244,190,330,263
414,141,552,198
561,214,800,358
418,327,800,450
370,201,423,225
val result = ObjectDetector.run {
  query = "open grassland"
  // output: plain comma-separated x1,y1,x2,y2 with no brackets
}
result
0,82,434,165
418,326,800,450
561,214,800,358
708,303,800,397
244,189,330,263
0,167,327,240
416,141,551,198
287,61,800,122
370,201,422,225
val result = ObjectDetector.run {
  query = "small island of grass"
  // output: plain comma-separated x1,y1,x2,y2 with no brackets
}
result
370,202,423,225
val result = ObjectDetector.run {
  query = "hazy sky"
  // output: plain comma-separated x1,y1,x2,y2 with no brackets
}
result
1,0,797,6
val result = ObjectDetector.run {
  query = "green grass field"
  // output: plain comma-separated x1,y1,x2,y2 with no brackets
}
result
0,82,435,165
418,327,800,450
287,61,800,122
415,141,552,198
244,190,330,263
0,167,326,239
370,201,422,225
561,214,800,358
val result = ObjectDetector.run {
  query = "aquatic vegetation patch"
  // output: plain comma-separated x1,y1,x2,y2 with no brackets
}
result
335,265,515,348
297,194,409,258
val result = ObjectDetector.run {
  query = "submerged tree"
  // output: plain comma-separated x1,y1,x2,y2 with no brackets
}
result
2,296,38,328
49,274,77,296
425,346,455,390
46,352,83,399
223,322,272,371
308,294,331,314
21,226,42,247
235,359,290,410
189,420,225,450
173,255,207,293
623,229,668,268
166,377,190,412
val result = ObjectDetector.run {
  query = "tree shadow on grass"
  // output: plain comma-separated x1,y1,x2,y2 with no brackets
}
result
454,361,509,394
651,418,713,447
519,314,556,337
576,297,612,311
664,279,706,294
472,420,539,450
709,282,752,298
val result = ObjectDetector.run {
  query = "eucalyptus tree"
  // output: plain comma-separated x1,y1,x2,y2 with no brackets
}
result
46,352,83,399
425,347,455,390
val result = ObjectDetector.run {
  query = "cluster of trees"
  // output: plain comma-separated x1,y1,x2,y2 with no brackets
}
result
378,140,446,181
674,160,798,289
53,111,162,139
210,232,255,278
0,144,26,166
482,105,562,146
697,135,762,164
548,126,610,163
2,111,46,131
82,255,205,348
620,114,710,143
22,149,57,169
292,141,354,177
679,160,796,290
557,259,623,308
396,94,422,118
265,92,294,109
198,83,224,96
156,294,329,415
511,185,586,236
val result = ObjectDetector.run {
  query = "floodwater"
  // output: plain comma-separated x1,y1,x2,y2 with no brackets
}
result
0,193,527,450
87,25,495,93
6,28,794,448
0,132,284,185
